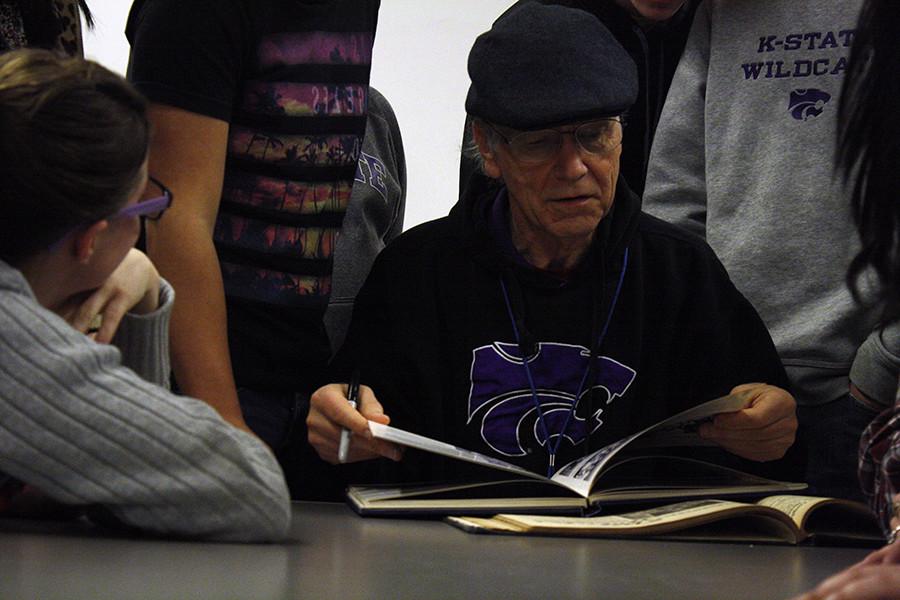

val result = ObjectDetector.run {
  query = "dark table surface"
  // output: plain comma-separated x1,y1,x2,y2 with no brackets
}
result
0,501,873,599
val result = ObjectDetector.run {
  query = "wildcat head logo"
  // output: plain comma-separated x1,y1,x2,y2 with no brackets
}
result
467,342,636,456
789,89,831,121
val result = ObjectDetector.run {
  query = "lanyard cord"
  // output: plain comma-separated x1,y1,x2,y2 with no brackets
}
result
500,278,553,456
499,247,630,477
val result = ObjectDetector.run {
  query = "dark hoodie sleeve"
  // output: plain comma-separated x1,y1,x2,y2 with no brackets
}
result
328,229,453,483
668,239,803,481
683,248,789,394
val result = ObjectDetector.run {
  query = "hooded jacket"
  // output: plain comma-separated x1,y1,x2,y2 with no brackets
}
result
643,0,874,407
459,0,699,199
333,177,798,484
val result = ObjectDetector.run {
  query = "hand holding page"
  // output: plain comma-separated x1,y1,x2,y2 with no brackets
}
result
352,394,806,516
367,422,539,480
369,393,752,496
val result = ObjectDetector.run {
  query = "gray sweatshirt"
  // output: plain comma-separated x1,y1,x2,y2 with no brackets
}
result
644,0,880,406
0,260,290,541
325,87,406,355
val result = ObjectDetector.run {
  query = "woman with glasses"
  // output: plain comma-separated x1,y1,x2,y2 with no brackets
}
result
0,49,289,541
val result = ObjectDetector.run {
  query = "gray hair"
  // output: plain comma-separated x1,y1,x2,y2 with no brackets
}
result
463,117,499,176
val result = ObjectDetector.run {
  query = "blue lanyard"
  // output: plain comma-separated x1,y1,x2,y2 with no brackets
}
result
499,247,629,477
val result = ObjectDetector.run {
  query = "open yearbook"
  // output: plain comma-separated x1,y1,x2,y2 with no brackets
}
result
446,495,883,546
348,394,806,516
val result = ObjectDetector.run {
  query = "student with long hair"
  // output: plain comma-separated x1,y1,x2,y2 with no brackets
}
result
794,1,900,597
0,48,289,541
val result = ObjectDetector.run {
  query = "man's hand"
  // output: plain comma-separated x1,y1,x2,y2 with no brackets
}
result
699,383,797,462
307,383,403,464
59,249,161,343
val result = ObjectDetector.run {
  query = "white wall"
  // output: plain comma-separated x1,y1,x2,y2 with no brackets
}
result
79,0,128,73
81,0,513,230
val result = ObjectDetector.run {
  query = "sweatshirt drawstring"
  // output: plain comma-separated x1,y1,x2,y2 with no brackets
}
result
499,247,630,476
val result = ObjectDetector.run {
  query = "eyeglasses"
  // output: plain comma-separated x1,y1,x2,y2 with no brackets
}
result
488,117,624,164
47,176,174,251
111,176,173,221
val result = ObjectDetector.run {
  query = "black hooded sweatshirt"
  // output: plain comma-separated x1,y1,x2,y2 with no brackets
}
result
332,179,801,485
459,0,699,198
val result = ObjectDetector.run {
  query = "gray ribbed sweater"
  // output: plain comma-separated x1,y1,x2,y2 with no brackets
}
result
0,260,290,541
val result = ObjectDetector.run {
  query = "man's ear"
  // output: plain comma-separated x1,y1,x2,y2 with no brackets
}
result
472,120,502,180
72,220,109,264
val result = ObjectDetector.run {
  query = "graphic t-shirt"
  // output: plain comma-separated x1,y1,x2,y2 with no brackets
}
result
127,0,380,391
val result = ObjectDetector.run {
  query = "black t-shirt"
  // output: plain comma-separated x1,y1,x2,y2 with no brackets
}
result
127,0,380,392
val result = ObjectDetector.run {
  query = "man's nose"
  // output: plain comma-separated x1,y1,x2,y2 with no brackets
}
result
553,133,589,179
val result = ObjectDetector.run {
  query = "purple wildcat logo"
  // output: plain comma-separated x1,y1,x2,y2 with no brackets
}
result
789,89,831,121
468,342,636,456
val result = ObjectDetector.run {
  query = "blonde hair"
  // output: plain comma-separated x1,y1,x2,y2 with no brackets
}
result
0,49,149,263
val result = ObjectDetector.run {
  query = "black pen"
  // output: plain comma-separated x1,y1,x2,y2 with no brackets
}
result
337,370,361,463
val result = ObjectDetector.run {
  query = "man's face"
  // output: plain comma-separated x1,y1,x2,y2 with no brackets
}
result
476,121,621,247
617,0,687,23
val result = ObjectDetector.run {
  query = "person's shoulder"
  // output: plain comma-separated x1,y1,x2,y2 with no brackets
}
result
363,88,402,150
379,216,457,260
635,212,737,292
638,211,709,249
0,261,25,291
0,264,38,317
367,88,394,120
635,211,728,271
127,0,248,52
129,0,241,20
360,216,459,294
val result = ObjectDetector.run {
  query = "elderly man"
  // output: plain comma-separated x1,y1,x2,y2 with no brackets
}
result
308,4,799,485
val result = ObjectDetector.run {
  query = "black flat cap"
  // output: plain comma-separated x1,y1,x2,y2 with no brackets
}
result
465,2,638,130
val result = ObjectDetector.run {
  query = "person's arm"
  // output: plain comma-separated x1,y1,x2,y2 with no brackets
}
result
61,248,161,344
642,2,711,237
0,287,290,542
110,273,174,388
850,324,900,411
143,104,248,431
310,235,437,476
860,404,900,531
374,88,407,243
663,231,800,474
126,0,248,429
